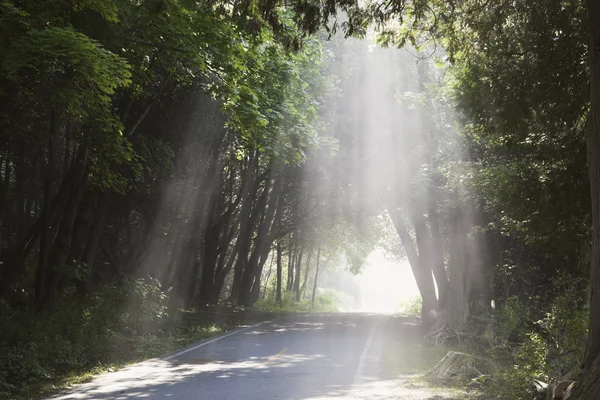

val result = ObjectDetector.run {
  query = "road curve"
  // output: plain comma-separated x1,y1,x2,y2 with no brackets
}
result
50,313,402,400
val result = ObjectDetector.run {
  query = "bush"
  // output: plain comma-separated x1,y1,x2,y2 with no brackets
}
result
396,295,422,317
253,291,339,313
473,277,588,400
0,278,173,400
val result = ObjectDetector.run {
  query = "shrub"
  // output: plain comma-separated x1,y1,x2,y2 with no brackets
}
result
396,295,422,317
474,278,588,400
0,277,172,400
254,290,339,313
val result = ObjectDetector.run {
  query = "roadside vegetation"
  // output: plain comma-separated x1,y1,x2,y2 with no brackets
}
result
0,278,277,400
396,296,423,318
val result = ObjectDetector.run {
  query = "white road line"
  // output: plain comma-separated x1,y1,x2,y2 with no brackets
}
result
163,318,277,361
353,316,385,385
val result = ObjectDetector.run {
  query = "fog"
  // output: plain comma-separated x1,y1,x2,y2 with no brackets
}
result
296,31,447,313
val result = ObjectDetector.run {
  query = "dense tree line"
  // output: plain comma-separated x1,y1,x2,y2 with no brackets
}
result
0,0,347,314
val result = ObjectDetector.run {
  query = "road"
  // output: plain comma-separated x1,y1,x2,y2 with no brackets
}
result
50,313,426,400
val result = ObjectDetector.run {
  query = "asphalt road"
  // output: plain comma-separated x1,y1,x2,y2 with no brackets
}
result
51,313,408,400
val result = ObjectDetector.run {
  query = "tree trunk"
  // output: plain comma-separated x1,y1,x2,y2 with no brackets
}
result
567,1,600,398
45,177,87,303
198,223,220,305
261,251,275,300
14,143,26,242
276,241,283,303
294,247,303,302
35,110,57,310
0,158,12,259
239,175,281,306
300,251,312,299
48,179,87,269
429,212,471,336
0,160,78,296
230,152,260,302
79,192,110,295
387,206,438,329
429,208,449,309
312,246,321,304
287,241,295,291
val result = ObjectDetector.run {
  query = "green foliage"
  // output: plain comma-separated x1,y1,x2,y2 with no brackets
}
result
0,279,251,400
254,291,338,313
396,295,422,317
472,284,588,400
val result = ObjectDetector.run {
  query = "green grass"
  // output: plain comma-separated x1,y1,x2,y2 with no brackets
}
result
379,316,478,400
383,342,455,375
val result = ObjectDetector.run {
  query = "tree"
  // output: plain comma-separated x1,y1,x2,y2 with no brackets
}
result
567,1,600,397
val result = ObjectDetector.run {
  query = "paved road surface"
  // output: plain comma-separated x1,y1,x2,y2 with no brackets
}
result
50,313,417,400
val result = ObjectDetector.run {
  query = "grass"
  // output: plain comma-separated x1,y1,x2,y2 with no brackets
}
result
382,340,454,376
379,316,479,400
253,291,339,313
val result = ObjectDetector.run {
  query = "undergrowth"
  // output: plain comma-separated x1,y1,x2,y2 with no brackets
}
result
396,295,422,317
253,290,338,313
0,278,269,400
463,274,588,400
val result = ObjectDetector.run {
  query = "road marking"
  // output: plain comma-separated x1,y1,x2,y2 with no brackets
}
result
163,319,278,361
353,316,385,385
263,348,287,366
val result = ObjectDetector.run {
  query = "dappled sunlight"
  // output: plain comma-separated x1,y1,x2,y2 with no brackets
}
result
49,352,327,399
49,314,415,400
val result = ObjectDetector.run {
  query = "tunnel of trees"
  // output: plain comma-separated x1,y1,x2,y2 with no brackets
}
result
1,0,600,399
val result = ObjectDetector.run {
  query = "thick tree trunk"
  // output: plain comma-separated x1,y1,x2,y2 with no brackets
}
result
567,1,600,398
175,232,202,308
429,212,471,337
387,206,438,328
231,153,260,302
412,214,448,310
276,241,283,303
429,208,449,309
312,246,321,304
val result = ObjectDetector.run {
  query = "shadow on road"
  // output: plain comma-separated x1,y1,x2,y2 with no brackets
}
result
50,314,458,400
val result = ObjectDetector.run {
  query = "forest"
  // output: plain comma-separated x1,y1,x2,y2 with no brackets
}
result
1,0,599,399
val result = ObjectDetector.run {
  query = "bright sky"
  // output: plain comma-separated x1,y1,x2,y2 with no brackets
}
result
354,248,419,313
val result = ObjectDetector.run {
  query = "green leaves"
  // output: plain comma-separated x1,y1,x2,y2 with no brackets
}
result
221,24,328,164
4,27,130,122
